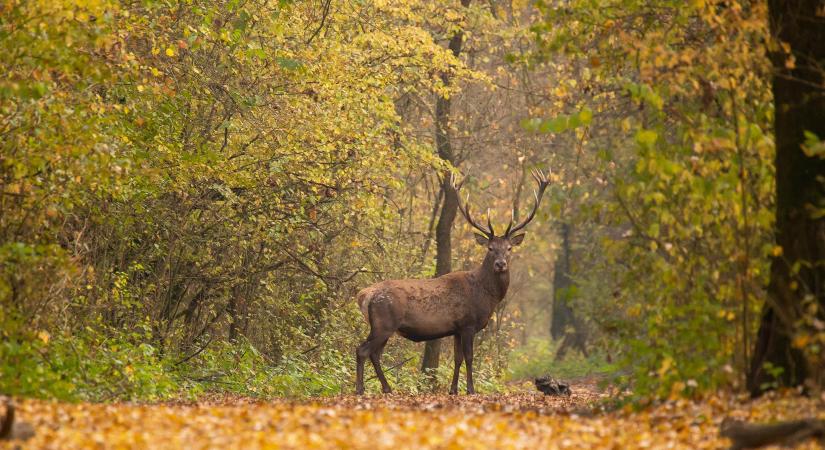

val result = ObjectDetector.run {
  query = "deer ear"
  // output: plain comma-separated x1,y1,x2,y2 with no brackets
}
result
474,233,489,246
510,233,526,246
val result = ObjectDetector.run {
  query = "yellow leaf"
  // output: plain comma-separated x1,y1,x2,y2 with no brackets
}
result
793,334,810,348
658,356,674,377
166,47,175,57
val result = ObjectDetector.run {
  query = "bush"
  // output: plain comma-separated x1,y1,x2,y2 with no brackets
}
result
0,314,178,401
506,338,616,382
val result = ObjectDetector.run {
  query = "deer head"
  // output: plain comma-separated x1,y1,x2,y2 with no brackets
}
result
453,168,550,273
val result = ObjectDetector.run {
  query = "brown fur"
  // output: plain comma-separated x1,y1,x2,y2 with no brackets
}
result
354,170,548,395
355,236,520,395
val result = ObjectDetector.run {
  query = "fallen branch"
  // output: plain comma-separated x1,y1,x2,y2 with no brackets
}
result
720,418,825,449
0,400,35,441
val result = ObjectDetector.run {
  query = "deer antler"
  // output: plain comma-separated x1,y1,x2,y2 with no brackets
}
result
504,167,550,237
452,174,495,238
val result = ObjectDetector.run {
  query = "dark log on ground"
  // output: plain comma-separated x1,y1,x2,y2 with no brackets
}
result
0,400,35,442
534,375,571,396
720,417,825,449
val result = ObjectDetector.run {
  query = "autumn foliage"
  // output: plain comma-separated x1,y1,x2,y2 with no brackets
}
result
2,2,824,447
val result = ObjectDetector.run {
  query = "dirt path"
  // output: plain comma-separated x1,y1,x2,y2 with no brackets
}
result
3,382,822,449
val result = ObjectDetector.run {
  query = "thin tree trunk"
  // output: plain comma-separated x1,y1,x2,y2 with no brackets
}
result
551,222,588,360
551,222,574,340
421,0,471,383
747,0,825,395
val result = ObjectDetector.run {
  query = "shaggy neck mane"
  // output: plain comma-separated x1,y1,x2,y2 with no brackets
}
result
477,251,509,300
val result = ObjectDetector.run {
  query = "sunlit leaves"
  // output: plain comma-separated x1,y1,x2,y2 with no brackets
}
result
521,107,593,134
7,390,824,449
624,82,664,111
532,0,775,398
802,131,825,159
0,0,478,400
635,129,658,148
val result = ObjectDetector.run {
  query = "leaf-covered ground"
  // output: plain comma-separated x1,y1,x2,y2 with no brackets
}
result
4,381,823,449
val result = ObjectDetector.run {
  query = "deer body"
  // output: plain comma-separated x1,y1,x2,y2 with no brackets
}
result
357,256,509,342
354,169,549,395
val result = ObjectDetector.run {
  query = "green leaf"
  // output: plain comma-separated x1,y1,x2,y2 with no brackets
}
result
636,129,658,147
520,118,542,132
541,116,568,133
579,107,593,125
276,57,302,70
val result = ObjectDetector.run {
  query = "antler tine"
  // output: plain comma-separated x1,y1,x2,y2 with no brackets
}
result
508,166,551,236
450,172,465,192
503,209,514,236
486,208,495,237
531,167,549,185
455,184,494,238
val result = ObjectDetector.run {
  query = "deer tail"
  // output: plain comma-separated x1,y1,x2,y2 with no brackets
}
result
356,288,372,321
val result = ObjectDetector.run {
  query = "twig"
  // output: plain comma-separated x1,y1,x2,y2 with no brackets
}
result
367,357,413,381
305,0,332,45
174,336,214,366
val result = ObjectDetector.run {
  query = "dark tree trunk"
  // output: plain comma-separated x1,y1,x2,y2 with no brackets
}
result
551,222,574,340
421,0,471,381
747,0,825,395
551,222,588,360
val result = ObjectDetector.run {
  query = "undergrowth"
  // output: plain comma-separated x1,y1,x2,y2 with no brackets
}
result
506,338,616,382
1,313,513,401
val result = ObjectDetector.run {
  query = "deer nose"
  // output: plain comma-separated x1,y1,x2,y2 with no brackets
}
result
494,261,507,271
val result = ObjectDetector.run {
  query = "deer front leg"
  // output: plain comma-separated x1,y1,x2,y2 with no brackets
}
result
449,334,463,395
460,329,476,394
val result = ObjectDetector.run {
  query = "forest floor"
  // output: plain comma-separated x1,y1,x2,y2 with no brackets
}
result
3,379,823,449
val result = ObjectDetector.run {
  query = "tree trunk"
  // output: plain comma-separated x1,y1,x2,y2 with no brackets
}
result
747,0,825,395
421,0,471,382
420,176,458,379
551,222,574,340
551,222,588,360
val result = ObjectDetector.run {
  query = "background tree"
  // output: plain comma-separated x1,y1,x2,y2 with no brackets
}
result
747,0,825,394
420,0,473,385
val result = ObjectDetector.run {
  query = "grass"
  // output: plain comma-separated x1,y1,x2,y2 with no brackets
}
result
505,337,617,382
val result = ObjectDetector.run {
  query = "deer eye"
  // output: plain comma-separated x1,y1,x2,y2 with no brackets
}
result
488,246,493,251
507,246,512,251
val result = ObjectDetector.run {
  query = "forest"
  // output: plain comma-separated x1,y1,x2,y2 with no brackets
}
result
1,0,824,448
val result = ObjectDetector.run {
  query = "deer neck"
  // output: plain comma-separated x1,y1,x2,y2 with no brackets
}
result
477,253,510,301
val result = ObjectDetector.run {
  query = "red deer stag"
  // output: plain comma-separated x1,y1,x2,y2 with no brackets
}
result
355,168,550,395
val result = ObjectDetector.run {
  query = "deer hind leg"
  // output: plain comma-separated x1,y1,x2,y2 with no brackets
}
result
356,331,393,395
449,335,463,395
461,329,476,394
355,295,397,395
355,338,371,395
369,335,392,393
